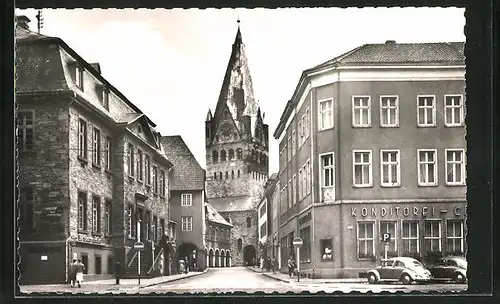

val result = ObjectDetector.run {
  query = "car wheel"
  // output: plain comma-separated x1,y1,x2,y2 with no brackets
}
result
400,274,413,285
368,273,377,284
454,273,465,283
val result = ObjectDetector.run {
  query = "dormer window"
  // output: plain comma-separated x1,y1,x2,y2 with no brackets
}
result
137,125,142,134
101,87,109,110
75,65,84,91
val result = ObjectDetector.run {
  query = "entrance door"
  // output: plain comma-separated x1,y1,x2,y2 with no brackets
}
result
243,245,256,266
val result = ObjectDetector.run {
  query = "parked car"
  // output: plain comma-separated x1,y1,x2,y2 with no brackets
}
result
427,256,467,283
366,257,432,285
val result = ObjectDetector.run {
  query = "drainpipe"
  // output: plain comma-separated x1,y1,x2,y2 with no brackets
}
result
310,89,316,278
337,72,345,273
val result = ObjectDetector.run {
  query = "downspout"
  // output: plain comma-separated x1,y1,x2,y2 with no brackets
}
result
337,72,345,273
66,96,75,283
310,89,316,278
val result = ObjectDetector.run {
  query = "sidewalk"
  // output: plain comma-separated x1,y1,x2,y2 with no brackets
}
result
246,266,367,285
20,268,208,294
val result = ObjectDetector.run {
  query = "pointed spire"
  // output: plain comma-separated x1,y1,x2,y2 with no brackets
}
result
234,18,242,46
206,109,212,121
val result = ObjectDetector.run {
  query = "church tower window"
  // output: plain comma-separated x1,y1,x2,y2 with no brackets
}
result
212,150,218,163
237,149,243,160
229,149,235,161
220,150,227,162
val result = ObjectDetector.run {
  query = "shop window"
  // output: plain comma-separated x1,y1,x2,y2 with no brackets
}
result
357,221,375,259
402,221,419,254
424,220,442,253
320,239,333,261
446,220,464,254
380,221,397,255
95,255,102,275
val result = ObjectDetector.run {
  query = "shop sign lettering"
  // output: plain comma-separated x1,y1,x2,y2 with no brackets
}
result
351,206,462,218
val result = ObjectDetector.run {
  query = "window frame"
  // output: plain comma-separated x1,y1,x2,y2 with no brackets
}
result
292,174,297,205
352,95,372,128
104,136,112,172
160,170,166,197
446,220,464,253
379,221,397,252
445,149,466,186
137,149,143,182
444,94,464,127
91,195,101,234
75,65,84,91
318,98,334,131
424,220,442,253
78,118,88,160
417,95,437,127
17,110,35,152
291,130,296,156
101,87,109,110
181,193,193,207
92,127,101,166
352,150,373,187
145,155,151,185
379,95,399,128
127,144,135,178
357,221,375,259
380,149,401,187
181,216,193,231
104,199,112,236
77,191,88,232
401,220,420,253
319,152,335,202
152,164,158,194
417,149,438,186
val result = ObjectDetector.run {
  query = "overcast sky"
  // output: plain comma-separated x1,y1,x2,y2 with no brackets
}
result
16,8,465,174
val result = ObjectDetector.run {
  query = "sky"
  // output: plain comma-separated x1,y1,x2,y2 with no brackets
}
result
15,8,465,174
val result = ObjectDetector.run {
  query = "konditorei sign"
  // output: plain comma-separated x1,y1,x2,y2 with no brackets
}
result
350,205,464,218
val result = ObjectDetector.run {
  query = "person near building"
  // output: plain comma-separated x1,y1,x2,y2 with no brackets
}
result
260,257,264,272
184,256,189,274
68,259,77,287
75,259,85,288
287,256,295,278
272,257,277,274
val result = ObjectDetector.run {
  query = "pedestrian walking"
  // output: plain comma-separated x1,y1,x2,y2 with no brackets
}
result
266,257,271,272
75,259,85,288
69,259,77,287
272,258,277,274
288,256,295,278
260,257,264,272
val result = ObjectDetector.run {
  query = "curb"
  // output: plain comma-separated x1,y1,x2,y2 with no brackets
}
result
247,267,367,285
261,272,291,284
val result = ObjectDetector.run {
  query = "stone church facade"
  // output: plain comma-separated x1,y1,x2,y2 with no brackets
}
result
205,24,269,266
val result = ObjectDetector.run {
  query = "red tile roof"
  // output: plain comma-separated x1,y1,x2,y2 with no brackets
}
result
160,136,205,191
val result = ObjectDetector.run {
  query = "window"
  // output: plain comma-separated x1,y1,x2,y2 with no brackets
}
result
160,219,165,238
380,221,397,253
152,216,158,242
104,200,111,235
306,160,311,195
95,255,102,275
75,65,84,91
237,149,242,160
446,220,464,253
91,127,101,166
219,172,223,180
17,110,34,151
319,98,334,130
19,187,34,231
446,149,466,185
214,172,217,180
181,216,193,231
101,88,109,110
279,147,285,171
160,170,166,196
291,130,296,156
424,221,441,253
305,108,310,138
402,221,419,253
137,149,143,181
299,226,311,263
288,180,292,209
78,119,87,159
444,95,464,126
212,150,218,163
298,116,305,145
380,96,399,127
145,155,151,185
181,193,192,206
260,223,267,238
220,150,227,162
287,136,292,162
104,136,112,171
152,165,158,193
246,217,252,228
229,149,234,161
418,149,438,186
320,153,335,202
320,239,333,261
353,150,372,187
298,168,303,200
81,254,88,274
126,205,133,238
225,171,228,179
127,144,134,177
352,96,371,127
107,257,113,274
380,150,400,187
292,175,297,205
357,222,375,258
78,192,87,232
237,238,243,251
417,95,436,127
92,196,101,233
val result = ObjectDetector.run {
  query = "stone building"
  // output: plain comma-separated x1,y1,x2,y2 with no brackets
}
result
257,174,278,262
205,23,269,266
205,202,233,268
273,40,466,279
16,16,173,284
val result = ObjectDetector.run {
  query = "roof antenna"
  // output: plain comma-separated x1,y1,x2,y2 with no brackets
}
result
36,10,44,34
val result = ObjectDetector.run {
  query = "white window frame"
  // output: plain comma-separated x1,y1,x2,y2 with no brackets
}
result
127,144,135,177
299,114,305,146
92,127,101,166
379,95,399,127
352,150,373,187
298,168,303,200
319,152,335,202
287,136,292,162
444,94,464,127
292,130,296,156
137,149,143,181
424,220,442,252
306,159,311,195
78,119,87,159
417,95,436,127
357,221,375,259
292,174,297,205
401,220,420,253
181,193,192,207
126,205,132,238
352,96,371,127
181,216,193,231
75,65,84,91
104,136,112,171
105,200,111,235
92,196,100,233
445,149,466,186
101,87,109,110
380,149,401,187
379,221,397,252
417,149,438,186
17,110,35,152
318,98,334,131
446,220,464,253
305,107,310,139
288,180,292,209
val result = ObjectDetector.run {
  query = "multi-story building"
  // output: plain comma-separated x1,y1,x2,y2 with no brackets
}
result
205,23,269,266
257,174,278,262
205,202,233,267
273,40,466,279
16,16,173,284
161,135,207,272
271,180,280,268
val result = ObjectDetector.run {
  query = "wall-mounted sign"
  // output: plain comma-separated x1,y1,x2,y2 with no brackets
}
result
350,206,463,218
41,255,48,261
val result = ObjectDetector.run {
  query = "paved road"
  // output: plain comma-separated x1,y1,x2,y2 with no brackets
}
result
142,267,467,294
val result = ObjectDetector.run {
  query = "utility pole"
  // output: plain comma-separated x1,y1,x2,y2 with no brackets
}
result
36,10,44,34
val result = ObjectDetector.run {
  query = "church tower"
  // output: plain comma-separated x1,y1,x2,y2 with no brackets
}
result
205,22,269,266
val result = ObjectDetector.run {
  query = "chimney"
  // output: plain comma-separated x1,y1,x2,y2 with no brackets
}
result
385,40,396,45
16,15,31,30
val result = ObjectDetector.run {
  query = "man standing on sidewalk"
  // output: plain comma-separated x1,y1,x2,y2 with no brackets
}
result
75,259,85,288
287,256,295,278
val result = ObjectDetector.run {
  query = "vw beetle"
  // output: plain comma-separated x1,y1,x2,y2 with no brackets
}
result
427,256,467,283
366,257,432,285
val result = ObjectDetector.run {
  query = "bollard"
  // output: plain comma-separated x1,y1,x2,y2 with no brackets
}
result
115,261,121,285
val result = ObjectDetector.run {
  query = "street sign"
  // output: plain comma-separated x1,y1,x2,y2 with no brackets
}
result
133,241,145,251
293,237,303,247
382,233,391,243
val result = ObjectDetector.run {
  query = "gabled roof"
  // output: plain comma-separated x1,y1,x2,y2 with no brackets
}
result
160,136,205,191
205,202,233,227
207,196,258,213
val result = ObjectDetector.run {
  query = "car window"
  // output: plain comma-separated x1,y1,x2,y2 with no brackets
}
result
394,261,405,267
382,260,393,267
446,260,458,267
436,260,446,266
412,261,423,268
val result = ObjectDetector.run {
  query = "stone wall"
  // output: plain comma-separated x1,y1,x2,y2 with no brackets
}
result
221,209,258,266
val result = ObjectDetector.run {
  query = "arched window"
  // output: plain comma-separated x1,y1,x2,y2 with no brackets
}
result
237,149,243,160
237,238,243,251
215,227,219,240
225,171,228,179
220,172,223,179
212,150,218,163
246,217,251,228
214,172,217,180
220,150,227,162
231,170,234,179
237,169,240,178
228,149,234,161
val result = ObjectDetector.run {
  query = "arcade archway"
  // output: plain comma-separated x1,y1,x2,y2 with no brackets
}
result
215,249,220,267
221,250,226,267
208,248,214,267
226,251,230,267
243,245,256,266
